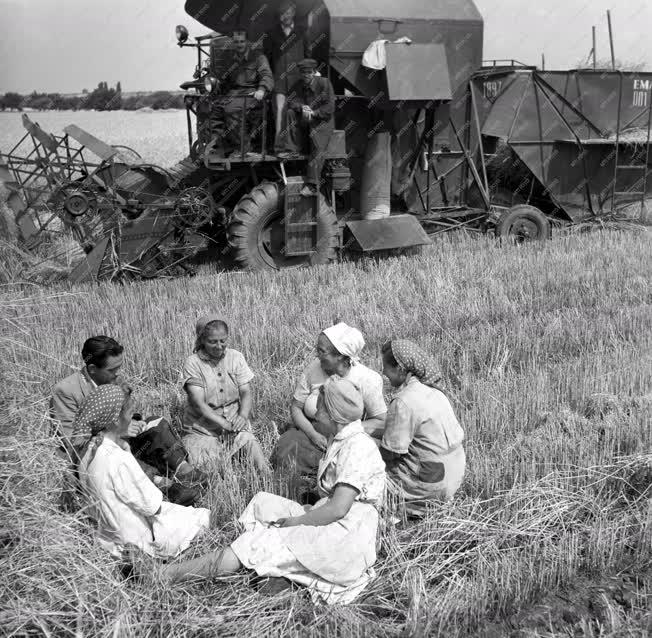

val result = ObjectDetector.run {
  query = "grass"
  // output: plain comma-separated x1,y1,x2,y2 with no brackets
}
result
1,230,652,636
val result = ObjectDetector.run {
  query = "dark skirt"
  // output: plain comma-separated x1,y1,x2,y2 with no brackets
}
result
272,428,323,475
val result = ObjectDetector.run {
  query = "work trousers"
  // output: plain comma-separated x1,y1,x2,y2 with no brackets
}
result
210,94,263,155
128,417,187,477
284,111,333,185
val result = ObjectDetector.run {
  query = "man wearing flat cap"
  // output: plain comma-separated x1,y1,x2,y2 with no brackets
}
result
263,1,309,151
280,58,335,195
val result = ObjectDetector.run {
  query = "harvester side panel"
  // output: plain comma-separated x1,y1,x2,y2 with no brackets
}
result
472,69,652,221
541,71,652,136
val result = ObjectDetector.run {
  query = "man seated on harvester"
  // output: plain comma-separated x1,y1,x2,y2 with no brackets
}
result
279,58,335,196
50,336,206,505
209,28,274,158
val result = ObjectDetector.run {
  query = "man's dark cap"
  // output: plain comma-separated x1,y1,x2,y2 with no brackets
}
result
298,58,318,71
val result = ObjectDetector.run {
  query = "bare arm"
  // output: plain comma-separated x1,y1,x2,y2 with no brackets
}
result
230,382,253,431
185,384,235,434
279,484,358,527
238,383,252,420
291,399,327,451
362,412,386,440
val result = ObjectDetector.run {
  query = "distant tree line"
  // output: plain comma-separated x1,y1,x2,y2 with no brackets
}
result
0,81,185,112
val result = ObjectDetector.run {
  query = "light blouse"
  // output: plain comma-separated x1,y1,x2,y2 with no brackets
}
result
79,437,209,557
179,348,254,434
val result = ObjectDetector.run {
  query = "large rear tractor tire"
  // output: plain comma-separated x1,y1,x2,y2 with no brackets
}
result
228,182,339,271
497,205,551,242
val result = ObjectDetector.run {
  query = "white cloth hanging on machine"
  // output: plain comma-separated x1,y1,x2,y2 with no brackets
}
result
362,37,413,70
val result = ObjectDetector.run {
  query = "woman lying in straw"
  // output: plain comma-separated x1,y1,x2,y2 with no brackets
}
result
178,316,269,473
160,377,386,605
273,322,386,476
76,385,211,559
380,340,466,517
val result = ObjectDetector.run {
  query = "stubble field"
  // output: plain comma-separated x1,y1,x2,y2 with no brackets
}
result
1,111,652,637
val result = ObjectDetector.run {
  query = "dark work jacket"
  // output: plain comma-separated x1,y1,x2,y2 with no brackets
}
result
287,76,335,125
263,24,308,94
220,45,274,95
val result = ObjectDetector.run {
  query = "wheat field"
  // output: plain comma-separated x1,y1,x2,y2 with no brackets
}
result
0,110,189,167
1,227,651,636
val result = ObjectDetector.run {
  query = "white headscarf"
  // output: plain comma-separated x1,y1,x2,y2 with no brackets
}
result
322,322,365,364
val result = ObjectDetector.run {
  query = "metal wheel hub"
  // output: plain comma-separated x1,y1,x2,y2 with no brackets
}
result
64,191,92,217
509,217,540,240
174,187,214,229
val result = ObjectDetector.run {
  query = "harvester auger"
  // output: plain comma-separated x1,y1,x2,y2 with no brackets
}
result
0,114,214,282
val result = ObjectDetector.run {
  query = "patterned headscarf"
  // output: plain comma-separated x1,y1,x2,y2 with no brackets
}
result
322,322,365,364
71,385,128,446
323,377,364,425
389,339,442,389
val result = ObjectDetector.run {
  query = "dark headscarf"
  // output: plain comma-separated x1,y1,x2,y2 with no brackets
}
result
389,339,443,389
72,385,126,442
71,385,128,468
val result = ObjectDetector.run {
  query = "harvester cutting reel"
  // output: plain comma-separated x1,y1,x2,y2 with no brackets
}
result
0,115,210,283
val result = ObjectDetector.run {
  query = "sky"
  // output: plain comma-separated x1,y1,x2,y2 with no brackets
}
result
0,0,650,94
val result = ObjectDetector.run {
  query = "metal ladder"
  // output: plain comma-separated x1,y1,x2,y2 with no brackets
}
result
611,76,652,218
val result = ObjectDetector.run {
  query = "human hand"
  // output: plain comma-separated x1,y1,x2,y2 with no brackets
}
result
302,105,313,121
252,89,265,101
309,431,328,452
231,414,248,432
126,419,143,438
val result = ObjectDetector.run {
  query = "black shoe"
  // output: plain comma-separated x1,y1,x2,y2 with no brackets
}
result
163,482,200,506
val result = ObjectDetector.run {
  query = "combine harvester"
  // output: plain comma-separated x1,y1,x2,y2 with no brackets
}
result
1,0,650,282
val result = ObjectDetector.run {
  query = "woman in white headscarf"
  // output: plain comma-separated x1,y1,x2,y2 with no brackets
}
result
273,322,387,475
159,377,386,605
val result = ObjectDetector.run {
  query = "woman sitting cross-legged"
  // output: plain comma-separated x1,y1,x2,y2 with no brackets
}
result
76,385,211,559
179,316,269,473
380,340,466,518
160,377,386,605
273,322,386,476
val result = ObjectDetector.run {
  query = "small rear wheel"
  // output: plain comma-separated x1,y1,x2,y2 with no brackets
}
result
497,205,550,242
228,182,339,271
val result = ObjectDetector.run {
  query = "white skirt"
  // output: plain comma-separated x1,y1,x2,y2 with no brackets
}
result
230,492,378,604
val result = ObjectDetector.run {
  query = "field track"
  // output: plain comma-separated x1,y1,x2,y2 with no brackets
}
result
1,228,651,636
